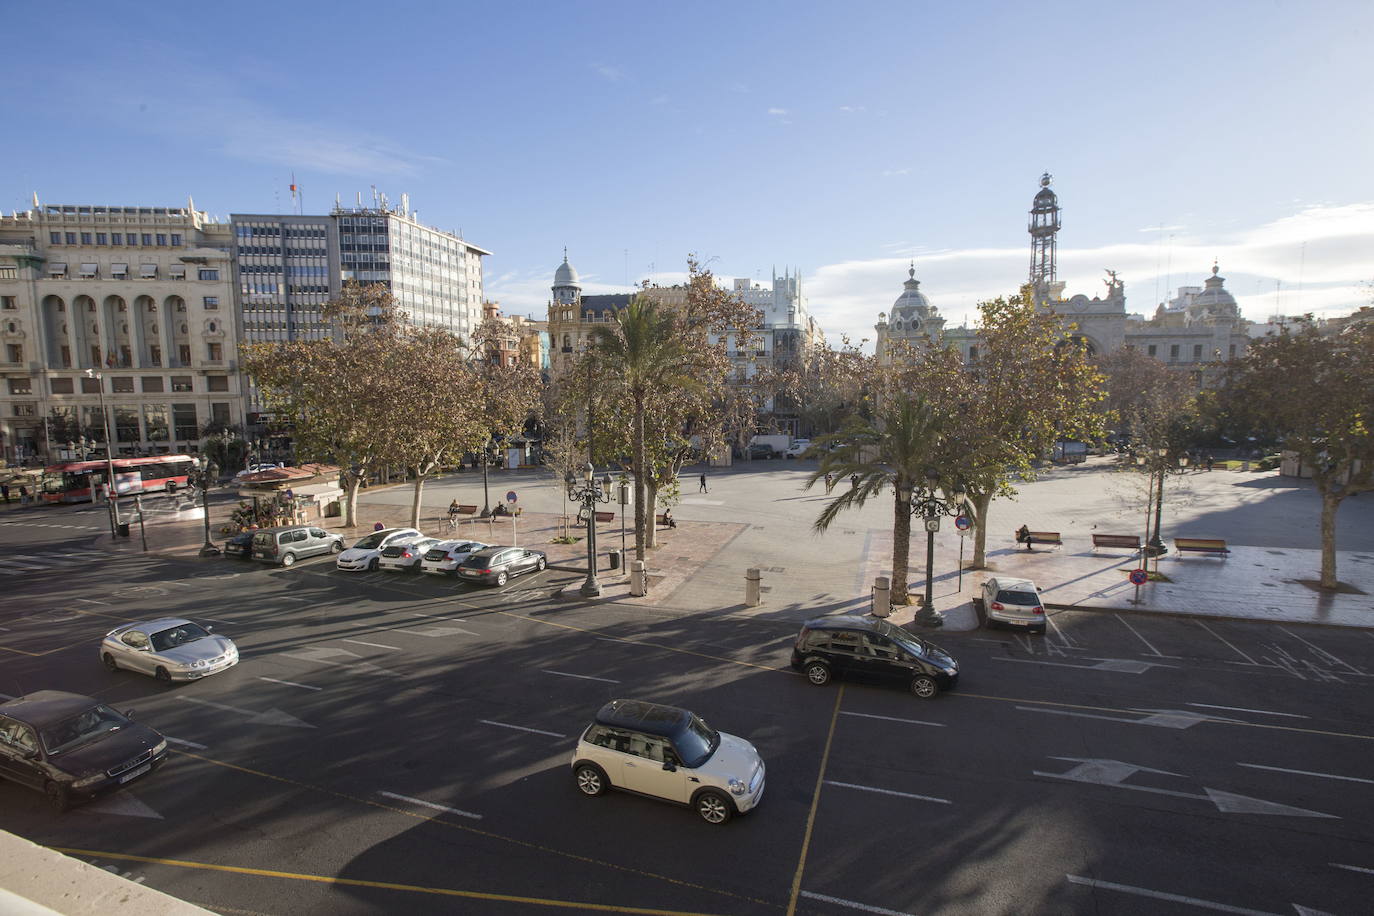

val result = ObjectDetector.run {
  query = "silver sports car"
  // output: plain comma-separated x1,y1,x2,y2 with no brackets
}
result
100,618,239,682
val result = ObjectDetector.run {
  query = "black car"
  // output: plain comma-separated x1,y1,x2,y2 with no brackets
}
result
746,444,778,460
222,531,255,560
0,691,168,811
456,545,547,586
790,615,960,699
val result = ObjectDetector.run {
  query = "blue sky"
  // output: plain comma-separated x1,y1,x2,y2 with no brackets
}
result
7,1,1373,347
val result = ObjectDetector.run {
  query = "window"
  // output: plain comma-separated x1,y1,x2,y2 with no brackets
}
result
96,233,107,245
6,343,22,363
1170,344,1180,360
59,345,71,367
49,232,61,244
170,233,182,246
81,232,92,245
50,377,73,394
175,299,186,312
207,342,223,362
1,294,16,307
1193,344,1203,360
110,234,121,246
81,375,101,393
114,406,140,442
178,344,191,365
141,234,153,247
140,263,158,279
156,234,166,246
171,376,193,392
198,268,219,281
126,234,138,245
48,262,68,278
112,376,135,393
172,403,197,440
78,263,98,279
65,232,77,245
110,262,128,278
210,402,230,425
1147,344,1156,357
13,403,36,417
143,404,169,441
142,376,164,393
207,374,229,391
202,296,219,309
148,344,161,366
168,264,186,279
7,377,32,394
1229,344,1236,358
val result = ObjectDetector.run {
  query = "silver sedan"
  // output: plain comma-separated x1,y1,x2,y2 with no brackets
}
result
100,618,239,682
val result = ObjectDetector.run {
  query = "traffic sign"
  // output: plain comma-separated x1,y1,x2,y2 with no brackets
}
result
1128,568,1149,586
954,515,972,536
506,490,518,503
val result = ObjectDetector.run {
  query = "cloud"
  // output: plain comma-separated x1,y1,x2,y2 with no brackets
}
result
768,107,789,116
1138,224,1187,233
593,63,625,81
839,105,867,113
881,168,910,177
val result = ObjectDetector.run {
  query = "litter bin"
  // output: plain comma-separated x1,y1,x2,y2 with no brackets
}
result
608,549,622,570
116,522,131,538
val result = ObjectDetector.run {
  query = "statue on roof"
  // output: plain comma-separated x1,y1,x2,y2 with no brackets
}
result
1104,268,1123,295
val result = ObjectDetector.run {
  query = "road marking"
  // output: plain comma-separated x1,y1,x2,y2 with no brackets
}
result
1066,875,1282,915
1239,763,1374,784
47,848,722,916
995,656,1172,674
1330,863,1374,876
73,792,163,819
177,696,315,728
799,891,917,916
1044,613,1075,649
478,719,565,738
1114,613,1163,656
282,646,398,677
824,780,950,805
1189,703,1306,719
0,692,13,700
378,791,482,821
786,685,844,916
342,638,402,651
543,669,620,684
394,626,479,637
164,736,208,750
840,711,944,728
1279,625,1363,674
258,676,322,691
1018,706,1235,730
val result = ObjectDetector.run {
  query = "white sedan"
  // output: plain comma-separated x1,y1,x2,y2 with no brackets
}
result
378,536,441,573
100,618,238,682
336,527,422,572
420,539,489,575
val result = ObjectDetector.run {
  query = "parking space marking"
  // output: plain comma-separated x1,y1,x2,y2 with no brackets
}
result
1330,863,1374,876
1044,613,1077,649
1238,763,1374,784
258,676,322,691
378,791,482,821
1195,621,1258,664
1279,626,1365,675
1189,703,1306,719
840,711,944,728
478,719,565,738
164,736,208,750
799,890,917,916
1114,614,1164,656
824,780,950,805
394,625,479,637
543,669,620,684
994,656,1173,674
1066,875,1281,915
0,692,13,700
342,638,402,651
786,686,844,916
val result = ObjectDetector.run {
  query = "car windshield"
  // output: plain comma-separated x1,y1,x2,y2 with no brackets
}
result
354,532,388,549
149,623,211,651
676,714,720,768
40,704,131,755
885,627,931,658
997,589,1040,605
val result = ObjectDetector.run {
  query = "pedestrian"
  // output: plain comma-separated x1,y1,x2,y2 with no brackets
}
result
0,482,9,504
1205,453,1215,472
698,473,707,493
850,474,859,490
19,485,31,508
825,472,833,492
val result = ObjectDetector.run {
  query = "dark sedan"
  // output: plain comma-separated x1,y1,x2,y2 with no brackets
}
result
0,690,167,811
222,531,255,560
456,546,547,586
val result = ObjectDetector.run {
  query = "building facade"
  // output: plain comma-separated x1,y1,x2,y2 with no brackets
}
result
0,202,244,464
545,253,632,379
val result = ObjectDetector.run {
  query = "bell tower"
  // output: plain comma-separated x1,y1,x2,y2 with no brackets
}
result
1028,172,1061,302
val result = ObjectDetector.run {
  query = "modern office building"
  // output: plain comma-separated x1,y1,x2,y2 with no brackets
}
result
0,200,244,464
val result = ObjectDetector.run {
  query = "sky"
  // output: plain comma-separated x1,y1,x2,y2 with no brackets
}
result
6,1,1373,349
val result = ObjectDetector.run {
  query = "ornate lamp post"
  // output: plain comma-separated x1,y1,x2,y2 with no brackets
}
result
566,461,610,597
1136,447,1174,560
900,470,967,628
480,439,496,517
194,454,221,557
85,369,119,536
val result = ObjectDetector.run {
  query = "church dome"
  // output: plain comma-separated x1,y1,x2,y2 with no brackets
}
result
554,254,579,288
1191,264,1237,315
892,266,932,318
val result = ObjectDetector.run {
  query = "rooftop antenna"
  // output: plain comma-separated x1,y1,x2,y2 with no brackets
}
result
1153,222,1163,305
1297,241,1306,310
371,185,379,209
1164,233,1175,303
356,191,363,207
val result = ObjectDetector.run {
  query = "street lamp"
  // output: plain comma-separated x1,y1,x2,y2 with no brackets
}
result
1136,448,1171,560
902,470,967,628
480,439,495,518
194,454,221,557
565,461,610,597
84,368,119,536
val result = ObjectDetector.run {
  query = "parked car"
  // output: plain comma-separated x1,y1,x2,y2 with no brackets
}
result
222,531,255,560
980,576,1046,633
234,462,285,479
456,546,547,586
0,690,168,811
790,615,959,699
420,540,489,576
746,444,778,460
571,699,765,824
783,440,813,459
252,524,346,567
100,618,238,682
378,536,441,573
335,527,422,572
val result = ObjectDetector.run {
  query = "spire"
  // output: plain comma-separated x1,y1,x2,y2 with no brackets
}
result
32,191,39,209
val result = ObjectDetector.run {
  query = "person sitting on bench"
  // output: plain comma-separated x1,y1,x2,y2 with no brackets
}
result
662,509,677,529
1016,524,1031,545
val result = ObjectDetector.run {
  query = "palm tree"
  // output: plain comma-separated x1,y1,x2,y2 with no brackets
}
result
809,394,948,606
590,295,701,562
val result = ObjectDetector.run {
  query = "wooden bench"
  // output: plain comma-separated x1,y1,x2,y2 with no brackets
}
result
655,513,676,529
1092,533,1141,552
1016,530,1062,551
593,511,615,524
455,504,478,517
1174,537,1230,557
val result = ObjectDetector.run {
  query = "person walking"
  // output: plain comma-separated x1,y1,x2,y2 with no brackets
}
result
850,474,859,490
824,472,833,492
19,484,31,508
0,482,9,504
698,473,708,493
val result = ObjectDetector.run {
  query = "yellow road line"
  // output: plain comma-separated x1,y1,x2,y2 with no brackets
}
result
0,643,40,656
47,848,724,915
786,684,843,916
169,749,777,910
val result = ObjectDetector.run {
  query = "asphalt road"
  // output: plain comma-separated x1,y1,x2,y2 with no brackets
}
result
2,494,1373,916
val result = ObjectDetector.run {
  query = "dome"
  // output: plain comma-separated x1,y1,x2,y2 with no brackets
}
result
1033,171,1057,204
1190,264,1237,314
892,266,932,318
554,253,580,288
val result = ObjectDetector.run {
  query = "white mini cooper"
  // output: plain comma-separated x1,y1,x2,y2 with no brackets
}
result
570,699,765,824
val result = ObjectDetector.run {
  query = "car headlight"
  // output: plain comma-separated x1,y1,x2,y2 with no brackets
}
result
727,778,747,796
72,773,104,788
153,739,167,755
942,666,958,676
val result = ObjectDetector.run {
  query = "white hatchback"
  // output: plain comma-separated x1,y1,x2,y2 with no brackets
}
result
377,536,441,573
336,527,422,572
571,699,765,824
981,576,1047,633
419,539,488,576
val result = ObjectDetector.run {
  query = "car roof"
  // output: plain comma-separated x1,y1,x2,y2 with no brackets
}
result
801,614,891,634
0,690,102,726
594,699,692,739
115,617,194,633
990,577,1038,589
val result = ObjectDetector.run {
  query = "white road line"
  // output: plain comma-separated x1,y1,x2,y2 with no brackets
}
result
258,676,323,691
378,791,482,821
164,736,208,750
542,669,620,683
824,780,950,805
0,692,14,700
1239,763,1374,784
799,891,917,916
342,638,401,651
1330,863,1374,876
1045,613,1074,649
1188,703,1306,719
478,719,565,738
1114,614,1163,656
1279,626,1362,674
840,711,945,728
1065,875,1279,915
1195,621,1257,664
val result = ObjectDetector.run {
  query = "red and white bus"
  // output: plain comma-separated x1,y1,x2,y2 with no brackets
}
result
41,455,195,504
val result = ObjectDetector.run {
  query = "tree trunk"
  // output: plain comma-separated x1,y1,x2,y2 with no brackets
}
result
969,491,992,569
632,390,647,561
342,474,361,528
645,479,659,549
891,490,912,604
1319,489,1341,589
409,467,425,530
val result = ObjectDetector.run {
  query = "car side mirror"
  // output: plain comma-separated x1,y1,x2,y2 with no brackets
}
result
661,760,677,772
205,625,214,633
124,709,136,719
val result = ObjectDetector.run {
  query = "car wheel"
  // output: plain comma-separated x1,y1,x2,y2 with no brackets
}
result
45,781,71,813
155,666,172,683
574,763,608,797
102,653,118,672
331,540,344,553
281,552,296,567
494,571,508,586
535,557,546,572
911,675,940,699
368,557,379,572
695,790,733,824
804,661,831,686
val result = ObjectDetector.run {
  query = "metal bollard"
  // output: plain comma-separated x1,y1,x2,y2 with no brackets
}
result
872,576,891,618
630,560,647,597
745,568,762,606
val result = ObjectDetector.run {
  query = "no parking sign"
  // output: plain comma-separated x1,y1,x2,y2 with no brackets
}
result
954,515,972,537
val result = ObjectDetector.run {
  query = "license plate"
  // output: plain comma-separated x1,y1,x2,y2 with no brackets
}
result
119,763,152,784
